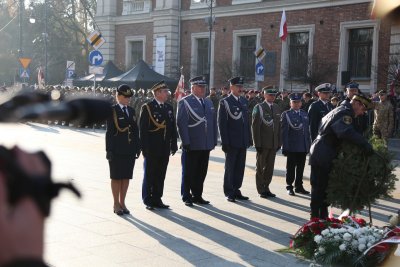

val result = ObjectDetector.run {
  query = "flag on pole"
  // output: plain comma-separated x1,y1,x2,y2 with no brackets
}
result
279,10,288,41
38,67,45,89
175,74,185,101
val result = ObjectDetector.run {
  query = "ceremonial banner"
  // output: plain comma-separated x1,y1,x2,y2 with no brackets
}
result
155,37,166,75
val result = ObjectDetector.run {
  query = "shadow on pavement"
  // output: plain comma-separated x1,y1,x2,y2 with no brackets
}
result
235,200,308,225
123,215,240,266
371,202,400,213
267,197,311,213
194,205,291,246
155,210,299,266
26,122,60,134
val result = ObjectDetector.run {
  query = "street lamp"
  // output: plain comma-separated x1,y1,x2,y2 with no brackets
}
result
193,0,215,90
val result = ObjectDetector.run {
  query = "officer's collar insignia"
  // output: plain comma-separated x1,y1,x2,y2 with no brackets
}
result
343,115,352,125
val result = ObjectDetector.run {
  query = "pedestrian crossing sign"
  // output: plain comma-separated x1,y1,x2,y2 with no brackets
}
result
19,68,30,78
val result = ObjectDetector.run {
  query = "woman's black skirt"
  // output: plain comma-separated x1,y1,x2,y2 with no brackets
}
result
108,155,136,179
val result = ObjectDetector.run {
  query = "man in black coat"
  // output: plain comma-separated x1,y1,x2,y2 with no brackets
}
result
106,84,141,215
308,83,334,142
139,81,178,210
309,94,373,219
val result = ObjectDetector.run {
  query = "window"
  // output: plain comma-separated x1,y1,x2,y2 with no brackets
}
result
130,41,143,68
348,28,373,78
239,35,256,80
288,32,309,79
197,38,209,76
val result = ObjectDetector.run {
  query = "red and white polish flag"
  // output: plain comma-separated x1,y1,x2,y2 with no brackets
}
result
279,9,288,41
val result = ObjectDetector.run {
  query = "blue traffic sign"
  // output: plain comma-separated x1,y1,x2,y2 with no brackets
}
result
66,69,75,79
19,67,30,78
256,62,264,75
89,50,103,66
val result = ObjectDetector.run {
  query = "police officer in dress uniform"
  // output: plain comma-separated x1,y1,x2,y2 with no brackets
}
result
177,76,218,206
308,83,334,142
309,94,373,219
139,81,178,210
252,87,282,198
281,93,311,196
339,82,369,135
218,76,253,202
106,84,141,216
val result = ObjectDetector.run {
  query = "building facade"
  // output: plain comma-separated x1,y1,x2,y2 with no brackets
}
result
95,0,396,93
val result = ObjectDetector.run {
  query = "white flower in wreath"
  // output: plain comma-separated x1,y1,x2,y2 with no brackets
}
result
358,243,366,252
351,240,359,249
314,235,323,244
319,247,326,254
321,229,330,236
334,235,341,240
368,236,376,243
339,244,347,251
353,229,361,237
358,237,367,244
343,233,352,241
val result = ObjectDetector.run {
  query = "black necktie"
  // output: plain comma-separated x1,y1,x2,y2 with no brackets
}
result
122,106,128,117
160,103,164,109
325,103,331,111
270,104,273,114
200,98,205,110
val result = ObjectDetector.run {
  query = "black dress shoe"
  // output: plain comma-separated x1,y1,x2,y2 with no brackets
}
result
145,205,154,210
259,192,268,199
295,188,310,194
122,208,130,214
113,209,124,216
287,189,295,196
265,191,276,197
193,197,210,205
227,197,236,202
235,195,249,200
184,200,193,207
155,202,170,209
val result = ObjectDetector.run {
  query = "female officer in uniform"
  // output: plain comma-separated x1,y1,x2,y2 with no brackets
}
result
106,84,140,215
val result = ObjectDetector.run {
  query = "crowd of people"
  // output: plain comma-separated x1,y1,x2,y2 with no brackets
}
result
0,78,397,267
102,77,394,218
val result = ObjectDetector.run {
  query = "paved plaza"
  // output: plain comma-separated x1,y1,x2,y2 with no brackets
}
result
0,123,399,267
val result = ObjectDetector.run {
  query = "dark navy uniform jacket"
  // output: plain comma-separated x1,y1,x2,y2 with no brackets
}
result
177,94,218,150
309,104,369,168
139,99,178,156
339,98,369,134
218,94,253,148
308,99,334,141
106,104,140,156
281,108,311,153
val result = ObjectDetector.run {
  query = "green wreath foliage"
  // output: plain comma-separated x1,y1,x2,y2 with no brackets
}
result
327,137,398,214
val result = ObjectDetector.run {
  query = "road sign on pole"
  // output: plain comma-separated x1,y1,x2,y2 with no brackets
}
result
89,50,104,66
87,30,106,50
19,68,30,79
19,58,32,69
255,61,264,82
254,47,266,61
66,61,75,70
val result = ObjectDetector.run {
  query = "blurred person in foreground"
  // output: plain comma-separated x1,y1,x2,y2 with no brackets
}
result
0,147,49,267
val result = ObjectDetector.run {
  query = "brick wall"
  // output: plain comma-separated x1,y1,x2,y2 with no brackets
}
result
180,2,391,89
114,23,154,70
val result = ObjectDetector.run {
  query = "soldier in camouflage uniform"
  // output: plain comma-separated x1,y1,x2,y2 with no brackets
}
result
373,90,394,140
247,90,258,125
207,87,220,111
275,89,290,112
